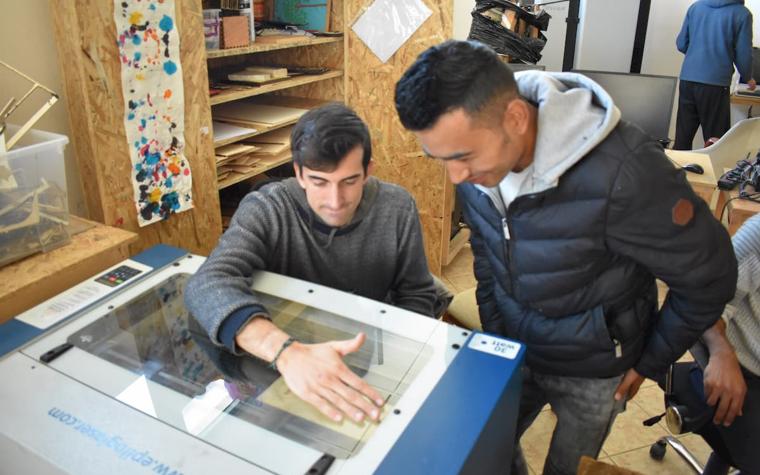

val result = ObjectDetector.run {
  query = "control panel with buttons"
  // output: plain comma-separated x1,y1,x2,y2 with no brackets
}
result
94,265,144,287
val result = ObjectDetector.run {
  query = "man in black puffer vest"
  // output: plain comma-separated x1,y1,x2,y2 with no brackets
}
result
395,40,737,475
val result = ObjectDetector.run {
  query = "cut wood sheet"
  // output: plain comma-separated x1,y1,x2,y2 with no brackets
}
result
227,72,271,83
212,121,257,143
215,155,236,166
258,377,388,440
218,163,259,174
215,143,259,158
247,125,293,145
243,66,288,78
236,155,261,166
217,154,261,168
213,102,308,126
243,141,290,156
228,72,290,84
229,66,289,83
0,156,19,191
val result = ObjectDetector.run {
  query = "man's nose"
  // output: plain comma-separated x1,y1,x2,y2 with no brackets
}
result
327,186,344,208
446,161,470,185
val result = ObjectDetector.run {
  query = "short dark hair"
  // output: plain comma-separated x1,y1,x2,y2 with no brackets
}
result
291,103,372,173
395,40,517,131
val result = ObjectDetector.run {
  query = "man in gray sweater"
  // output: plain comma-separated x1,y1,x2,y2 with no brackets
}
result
185,103,439,424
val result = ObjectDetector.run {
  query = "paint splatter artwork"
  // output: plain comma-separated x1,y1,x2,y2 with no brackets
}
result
114,0,192,227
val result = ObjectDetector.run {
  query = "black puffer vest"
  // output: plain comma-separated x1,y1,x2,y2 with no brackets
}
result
459,121,736,378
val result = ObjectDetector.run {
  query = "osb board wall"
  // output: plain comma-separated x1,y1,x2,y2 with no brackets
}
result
50,0,222,256
330,0,344,32
345,0,453,276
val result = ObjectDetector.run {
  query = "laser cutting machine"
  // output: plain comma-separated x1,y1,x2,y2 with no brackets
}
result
0,245,524,474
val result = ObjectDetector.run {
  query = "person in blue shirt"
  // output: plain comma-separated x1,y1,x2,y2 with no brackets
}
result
674,0,755,150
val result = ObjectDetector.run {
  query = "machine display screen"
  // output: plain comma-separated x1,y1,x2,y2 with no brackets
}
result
65,274,432,460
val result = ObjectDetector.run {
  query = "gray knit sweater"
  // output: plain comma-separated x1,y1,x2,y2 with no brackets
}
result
184,177,437,351
724,213,760,377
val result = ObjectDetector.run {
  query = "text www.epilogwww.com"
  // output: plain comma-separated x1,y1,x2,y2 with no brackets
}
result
48,407,183,475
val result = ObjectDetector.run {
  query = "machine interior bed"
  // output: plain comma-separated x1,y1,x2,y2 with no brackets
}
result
64,273,433,461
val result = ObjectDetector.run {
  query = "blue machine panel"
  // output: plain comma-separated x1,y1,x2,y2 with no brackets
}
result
377,333,524,474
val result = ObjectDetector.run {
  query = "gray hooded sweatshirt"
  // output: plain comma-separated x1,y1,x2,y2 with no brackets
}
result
479,70,621,213
184,176,437,352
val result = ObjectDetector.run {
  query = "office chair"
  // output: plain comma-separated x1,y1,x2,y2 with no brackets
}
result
647,343,741,474
682,118,760,222
690,118,760,178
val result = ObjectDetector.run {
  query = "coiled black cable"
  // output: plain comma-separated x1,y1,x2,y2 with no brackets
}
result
467,0,551,64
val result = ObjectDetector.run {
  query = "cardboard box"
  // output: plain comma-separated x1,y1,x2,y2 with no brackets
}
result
222,16,250,49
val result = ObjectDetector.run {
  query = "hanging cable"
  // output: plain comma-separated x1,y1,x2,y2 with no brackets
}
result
467,0,551,64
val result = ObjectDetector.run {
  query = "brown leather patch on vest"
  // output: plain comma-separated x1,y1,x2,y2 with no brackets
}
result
672,198,694,226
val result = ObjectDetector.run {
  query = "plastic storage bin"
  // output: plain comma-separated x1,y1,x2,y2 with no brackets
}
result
0,124,70,268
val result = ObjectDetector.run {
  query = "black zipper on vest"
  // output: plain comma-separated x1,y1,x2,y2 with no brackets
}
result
496,187,516,296
500,190,547,300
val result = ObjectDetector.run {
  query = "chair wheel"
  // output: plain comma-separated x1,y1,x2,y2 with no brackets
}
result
649,440,667,461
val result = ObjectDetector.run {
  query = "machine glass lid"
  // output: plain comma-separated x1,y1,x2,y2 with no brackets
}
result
64,274,432,460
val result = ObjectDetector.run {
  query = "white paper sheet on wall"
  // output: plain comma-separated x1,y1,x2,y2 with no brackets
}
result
351,0,432,63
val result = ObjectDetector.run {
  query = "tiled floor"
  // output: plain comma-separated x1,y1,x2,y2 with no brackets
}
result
441,245,714,475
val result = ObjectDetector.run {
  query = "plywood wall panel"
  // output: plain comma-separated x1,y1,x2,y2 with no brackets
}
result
51,0,222,256
344,0,453,275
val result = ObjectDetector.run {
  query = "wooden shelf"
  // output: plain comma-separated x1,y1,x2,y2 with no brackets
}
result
213,96,331,148
217,152,293,190
210,70,343,105
206,35,343,59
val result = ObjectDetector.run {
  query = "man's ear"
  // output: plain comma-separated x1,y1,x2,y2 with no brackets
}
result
364,160,375,181
502,98,530,135
293,163,306,188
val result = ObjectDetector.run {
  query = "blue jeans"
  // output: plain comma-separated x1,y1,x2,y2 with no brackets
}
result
511,367,626,475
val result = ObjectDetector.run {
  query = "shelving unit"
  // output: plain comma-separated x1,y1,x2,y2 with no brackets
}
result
206,35,342,191
206,35,343,59
53,0,454,275
201,2,348,236
209,69,343,105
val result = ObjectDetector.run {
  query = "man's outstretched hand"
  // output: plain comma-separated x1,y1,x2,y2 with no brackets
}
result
235,318,384,423
276,332,385,423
